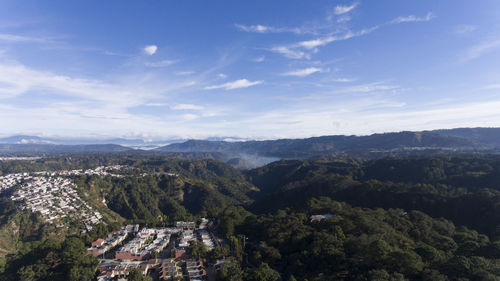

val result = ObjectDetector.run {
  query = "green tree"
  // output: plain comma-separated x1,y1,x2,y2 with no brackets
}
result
246,263,280,281
217,258,244,281
127,269,152,281
188,241,207,259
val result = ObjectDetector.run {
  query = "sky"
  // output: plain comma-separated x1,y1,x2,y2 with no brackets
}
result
0,0,500,140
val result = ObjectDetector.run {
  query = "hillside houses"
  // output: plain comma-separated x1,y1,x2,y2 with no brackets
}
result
9,176,103,229
0,165,127,231
88,226,133,257
115,228,177,261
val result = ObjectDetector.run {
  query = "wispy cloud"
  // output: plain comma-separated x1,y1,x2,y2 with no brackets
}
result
143,45,158,55
334,3,358,15
331,78,356,83
460,39,500,62
204,79,263,90
253,56,265,63
483,83,500,90
235,24,314,35
270,46,309,59
0,33,49,43
235,24,272,33
182,113,199,120
0,62,152,105
218,73,227,79
144,59,176,67
171,104,204,110
334,81,399,94
271,26,378,59
176,71,195,75
391,12,435,24
282,67,323,77
268,10,433,60
453,24,477,35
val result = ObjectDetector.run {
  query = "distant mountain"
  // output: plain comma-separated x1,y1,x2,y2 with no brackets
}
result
434,127,500,147
0,135,183,149
0,135,250,150
0,144,132,154
2,128,500,163
156,128,500,159
0,135,56,145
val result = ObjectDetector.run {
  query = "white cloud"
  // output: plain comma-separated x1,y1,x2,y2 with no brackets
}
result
143,45,158,55
334,3,358,15
332,78,356,83
298,37,336,49
171,104,204,110
270,46,309,59
454,24,477,35
235,24,312,35
337,16,351,23
272,26,378,59
0,62,142,104
235,24,271,33
282,67,323,77
175,71,195,75
391,12,435,24
483,83,500,90
144,59,176,67
182,113,199,120
204,79,263,90
218,73,227,79
334,82,399,94
0,33,48,43
253,56,265,63
460,39,500,62
144,103,168,107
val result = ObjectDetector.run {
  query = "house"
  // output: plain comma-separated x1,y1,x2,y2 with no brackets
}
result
92,238,105,247
159,259,180,280
176,221,196,230
310,214,334,222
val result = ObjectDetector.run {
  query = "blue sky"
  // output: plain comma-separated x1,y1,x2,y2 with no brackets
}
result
1,0,500,140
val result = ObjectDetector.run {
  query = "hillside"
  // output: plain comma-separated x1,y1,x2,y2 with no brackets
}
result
246,155,500,238
224,197,500,281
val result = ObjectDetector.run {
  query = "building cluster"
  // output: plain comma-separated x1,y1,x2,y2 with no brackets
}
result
159,259,181,280
184,259,206,281
98,258,205,281
88,225,139,257
0,156,42,161
34,165,126,177
0,165,127,230
97,219,219,281
9,176,103,229
115,228,178,261
0,173,32,191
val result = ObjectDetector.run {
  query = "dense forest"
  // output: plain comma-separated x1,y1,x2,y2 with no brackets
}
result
219,198,500,280
1,154,500,280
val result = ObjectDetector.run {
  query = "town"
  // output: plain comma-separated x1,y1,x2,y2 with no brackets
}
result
0,165,125,230
91,218,221,281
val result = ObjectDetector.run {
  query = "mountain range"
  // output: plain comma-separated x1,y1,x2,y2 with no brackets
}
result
2,128,500,167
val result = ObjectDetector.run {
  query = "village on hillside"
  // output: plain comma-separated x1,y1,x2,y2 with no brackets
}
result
0,165,124,231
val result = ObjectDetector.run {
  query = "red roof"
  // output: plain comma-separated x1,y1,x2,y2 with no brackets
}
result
91,238,105,247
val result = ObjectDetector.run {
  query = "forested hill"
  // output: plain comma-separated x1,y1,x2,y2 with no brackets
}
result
245,155,500,238
156,127,500,159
